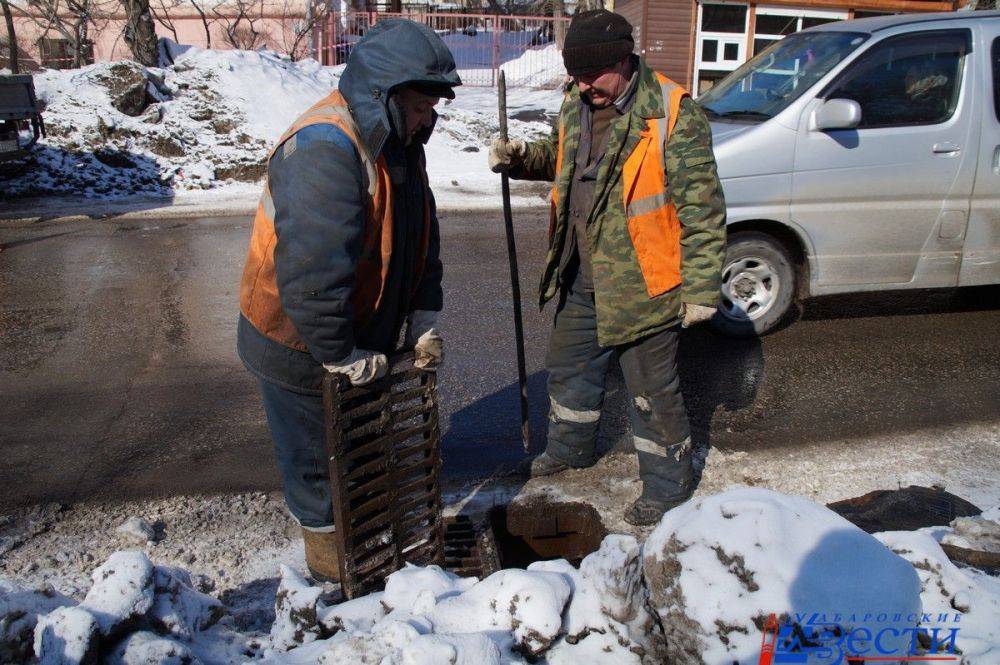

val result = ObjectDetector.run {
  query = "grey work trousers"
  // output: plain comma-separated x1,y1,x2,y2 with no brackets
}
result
544,273,695,506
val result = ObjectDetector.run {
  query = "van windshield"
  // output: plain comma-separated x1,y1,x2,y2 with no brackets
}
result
699,32,868,121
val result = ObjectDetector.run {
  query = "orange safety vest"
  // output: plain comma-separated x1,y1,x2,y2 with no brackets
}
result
239,91,431,353
550,73,688,298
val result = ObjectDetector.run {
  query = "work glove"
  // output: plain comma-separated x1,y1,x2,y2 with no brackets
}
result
680,303,717,328
323,348,388,386
405,310,444,371
488,137,527,173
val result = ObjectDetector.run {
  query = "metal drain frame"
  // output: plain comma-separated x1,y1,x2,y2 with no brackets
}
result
323,353,444,599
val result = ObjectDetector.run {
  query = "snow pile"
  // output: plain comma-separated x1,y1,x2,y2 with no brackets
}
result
34,605,100,664
532,534,663,663
878,530,1000,661
0,580,74,662
3,43,562,209
80,550,156,635
939,507,1000,553
642,487,922,664
7,488,1000,664
500,44,566,88
6,550,236,664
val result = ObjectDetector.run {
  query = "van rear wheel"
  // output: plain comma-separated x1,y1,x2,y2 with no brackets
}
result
711,232,797,337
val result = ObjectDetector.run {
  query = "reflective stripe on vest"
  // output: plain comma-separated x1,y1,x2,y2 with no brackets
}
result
239,90,431,353
551,73,689,299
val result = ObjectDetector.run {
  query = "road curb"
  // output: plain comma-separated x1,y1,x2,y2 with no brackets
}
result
0,193,549,224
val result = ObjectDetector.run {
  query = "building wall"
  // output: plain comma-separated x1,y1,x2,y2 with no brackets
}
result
615,0,964,96
616,0,696,88
7,3,308,70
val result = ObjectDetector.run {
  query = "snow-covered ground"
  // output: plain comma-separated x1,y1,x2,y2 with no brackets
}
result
1,43,563,216
3,423,999,664
4,487,998,664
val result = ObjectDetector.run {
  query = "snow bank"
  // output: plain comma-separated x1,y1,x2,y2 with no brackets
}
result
269,565,324,652
33,605,99,664
642,487,922,665
81,551,155,636
5,44,561,210
6,488,1000,664
532,534,663,663
0,580,74,662
877,530,1000,662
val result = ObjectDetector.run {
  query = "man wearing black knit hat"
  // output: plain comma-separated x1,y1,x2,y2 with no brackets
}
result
489,10,726,526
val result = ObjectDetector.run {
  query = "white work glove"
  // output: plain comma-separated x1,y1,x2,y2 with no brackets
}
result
488,137,527,173
323,348,388,386
405,310,444,371
680,303,717,328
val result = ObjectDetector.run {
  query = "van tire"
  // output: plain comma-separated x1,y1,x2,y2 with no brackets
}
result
710,232,797,337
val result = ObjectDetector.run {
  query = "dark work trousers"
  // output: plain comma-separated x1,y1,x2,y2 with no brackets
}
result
545,270,695,506
257,379,335,532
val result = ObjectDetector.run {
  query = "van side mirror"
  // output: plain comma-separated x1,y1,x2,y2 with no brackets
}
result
813,99,862,131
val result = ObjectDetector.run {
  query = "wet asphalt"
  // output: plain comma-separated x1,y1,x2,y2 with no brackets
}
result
1,211,998,509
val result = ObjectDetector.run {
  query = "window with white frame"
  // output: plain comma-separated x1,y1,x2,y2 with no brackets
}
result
752,7,848,57
694,2,847,94
695,3,749,94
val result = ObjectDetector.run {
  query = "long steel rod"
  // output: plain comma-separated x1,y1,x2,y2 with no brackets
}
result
498,71,531,452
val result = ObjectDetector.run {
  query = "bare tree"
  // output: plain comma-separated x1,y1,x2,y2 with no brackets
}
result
121,0,159,64
149,0,179,41
215,0,268,50
189,0,212,47
1,0,19,72
279,0,328,61
13,0,112,67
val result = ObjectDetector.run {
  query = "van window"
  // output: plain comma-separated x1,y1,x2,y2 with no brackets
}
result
825,31,969,129
699,32,867,121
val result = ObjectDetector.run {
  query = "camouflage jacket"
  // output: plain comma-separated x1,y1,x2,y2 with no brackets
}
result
510,59,726,347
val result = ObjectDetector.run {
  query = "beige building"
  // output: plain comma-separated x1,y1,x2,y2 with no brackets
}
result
4,0,311,70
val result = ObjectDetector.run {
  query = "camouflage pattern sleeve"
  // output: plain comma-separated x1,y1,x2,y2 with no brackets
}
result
507,94,568,182
665,96,727,307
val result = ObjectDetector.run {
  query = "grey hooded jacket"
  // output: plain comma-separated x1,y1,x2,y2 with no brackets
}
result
237,19,461,394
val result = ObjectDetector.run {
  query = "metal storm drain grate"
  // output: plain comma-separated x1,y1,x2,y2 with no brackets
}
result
443,514,502,579
323,353,445,599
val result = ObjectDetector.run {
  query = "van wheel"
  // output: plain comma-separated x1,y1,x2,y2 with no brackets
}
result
711,232,797,337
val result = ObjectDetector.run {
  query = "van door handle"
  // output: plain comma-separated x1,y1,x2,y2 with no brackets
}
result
932,142,961,154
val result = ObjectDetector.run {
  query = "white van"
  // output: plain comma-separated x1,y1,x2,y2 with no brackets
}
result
697,10,1000,335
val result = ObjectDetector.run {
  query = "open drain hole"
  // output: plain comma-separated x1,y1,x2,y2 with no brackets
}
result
486,497,608,569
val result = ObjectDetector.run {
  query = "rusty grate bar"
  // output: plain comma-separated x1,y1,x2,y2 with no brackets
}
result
323,353,444,599
443,515,502,579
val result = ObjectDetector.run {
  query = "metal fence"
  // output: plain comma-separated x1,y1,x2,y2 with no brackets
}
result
315,12,570,87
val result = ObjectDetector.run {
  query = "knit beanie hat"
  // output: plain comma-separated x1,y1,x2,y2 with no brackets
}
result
562,10,635,77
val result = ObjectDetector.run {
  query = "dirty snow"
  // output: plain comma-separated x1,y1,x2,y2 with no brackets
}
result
643,487,922,664
4,488,1000,663
1,43,562,214
3,424,1000,663
877,530,1000,662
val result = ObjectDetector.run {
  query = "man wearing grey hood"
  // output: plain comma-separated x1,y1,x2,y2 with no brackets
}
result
237,19,461,582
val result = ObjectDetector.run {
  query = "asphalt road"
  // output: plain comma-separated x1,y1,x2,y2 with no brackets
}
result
1,211,998,509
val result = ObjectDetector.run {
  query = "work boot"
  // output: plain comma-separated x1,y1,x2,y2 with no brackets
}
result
302,529,341,583
623,497,688,527
516,452,573,478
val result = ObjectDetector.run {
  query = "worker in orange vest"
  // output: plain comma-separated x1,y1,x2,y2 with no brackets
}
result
490,10,726,526
237,19,460,581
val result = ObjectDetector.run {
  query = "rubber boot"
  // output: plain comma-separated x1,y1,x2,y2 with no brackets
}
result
623,496,688,527
302,529,341,583
516,452,573,478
